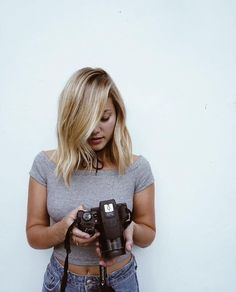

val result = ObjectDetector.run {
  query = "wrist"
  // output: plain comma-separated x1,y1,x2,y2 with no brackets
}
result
54,219,70,241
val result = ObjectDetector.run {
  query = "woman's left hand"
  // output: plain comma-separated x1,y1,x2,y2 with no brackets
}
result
96,221,135,267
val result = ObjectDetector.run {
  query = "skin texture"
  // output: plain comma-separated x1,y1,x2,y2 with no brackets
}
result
26,98,156,270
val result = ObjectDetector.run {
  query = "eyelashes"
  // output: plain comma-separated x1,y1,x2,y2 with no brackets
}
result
100,116,111,122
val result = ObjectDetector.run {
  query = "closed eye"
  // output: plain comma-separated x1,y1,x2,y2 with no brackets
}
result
101,116,110,122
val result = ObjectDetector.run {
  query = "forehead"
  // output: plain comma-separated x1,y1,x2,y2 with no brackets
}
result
104,98,115,112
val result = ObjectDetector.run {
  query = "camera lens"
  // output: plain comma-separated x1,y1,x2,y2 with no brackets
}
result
101,237,125,259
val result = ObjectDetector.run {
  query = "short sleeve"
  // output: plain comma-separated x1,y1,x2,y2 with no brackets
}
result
29,152,47,186
134,156,154,193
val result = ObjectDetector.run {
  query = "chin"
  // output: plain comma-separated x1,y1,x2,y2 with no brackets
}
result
91,144,106,152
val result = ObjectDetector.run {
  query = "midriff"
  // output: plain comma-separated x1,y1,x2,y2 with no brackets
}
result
57,254,132,276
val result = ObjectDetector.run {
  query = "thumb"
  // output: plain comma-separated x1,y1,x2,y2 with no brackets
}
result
69,205,85,219
124,226,134,252
125,239,133,252
124,221,135,252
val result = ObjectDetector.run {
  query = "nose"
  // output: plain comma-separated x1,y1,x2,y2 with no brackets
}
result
91,124,101,136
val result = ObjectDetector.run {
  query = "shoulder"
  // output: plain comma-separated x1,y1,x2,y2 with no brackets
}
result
131,154,152,169
132,154,139,163
131,154,154,193
43,149,57,163
29,150,56,186
31,149,56,167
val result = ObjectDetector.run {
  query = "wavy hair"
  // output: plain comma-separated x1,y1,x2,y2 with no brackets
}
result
53,67,132,186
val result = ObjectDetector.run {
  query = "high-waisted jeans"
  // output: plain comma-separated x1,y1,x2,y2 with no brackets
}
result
42,254,139,292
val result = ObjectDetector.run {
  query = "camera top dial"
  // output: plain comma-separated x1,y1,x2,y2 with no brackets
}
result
76,210,97,236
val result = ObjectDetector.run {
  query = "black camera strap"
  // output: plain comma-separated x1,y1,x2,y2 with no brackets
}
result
60,221,115,292
99,265,115,291
60,221,76,292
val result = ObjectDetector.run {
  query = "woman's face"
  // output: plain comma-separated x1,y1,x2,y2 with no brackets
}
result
88,98,117,152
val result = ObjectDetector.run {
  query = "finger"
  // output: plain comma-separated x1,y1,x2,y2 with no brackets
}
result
72,232,100,245
124,222,134,250
91,232,100,238
99,258,116,267
125,239,133,252
124,224,134,239
67,207,82,220
78,204,87,211
72,227,91,239
80,232,100,243
99,259,106,266
69,205,87,220
96,247,102,258
72,235,79,246
72,236,88,247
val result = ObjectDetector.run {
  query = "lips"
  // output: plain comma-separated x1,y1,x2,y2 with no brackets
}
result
89,137,104,145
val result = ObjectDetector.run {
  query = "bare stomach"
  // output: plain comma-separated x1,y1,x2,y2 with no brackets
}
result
57,254,132,276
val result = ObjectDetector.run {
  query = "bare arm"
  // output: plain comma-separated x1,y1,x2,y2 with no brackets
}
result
26,177,99,249
132,183,156,247
26,177,70,249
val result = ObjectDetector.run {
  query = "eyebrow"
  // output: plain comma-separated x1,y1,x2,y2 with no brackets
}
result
103,109,112,113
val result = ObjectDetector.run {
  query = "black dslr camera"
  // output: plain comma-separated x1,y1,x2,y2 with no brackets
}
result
75,199,132,259
61,199,132,292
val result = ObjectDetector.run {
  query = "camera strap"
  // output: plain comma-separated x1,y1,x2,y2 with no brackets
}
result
60,221,76,292
60,221,115,292
99,265,115,291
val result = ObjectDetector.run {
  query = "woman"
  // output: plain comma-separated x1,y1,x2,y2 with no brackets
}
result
26,67,156,292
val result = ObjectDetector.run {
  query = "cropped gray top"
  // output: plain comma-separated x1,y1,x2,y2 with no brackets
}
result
29,151,154,265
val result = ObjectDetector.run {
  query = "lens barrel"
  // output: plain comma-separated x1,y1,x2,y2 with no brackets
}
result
100,237,126,259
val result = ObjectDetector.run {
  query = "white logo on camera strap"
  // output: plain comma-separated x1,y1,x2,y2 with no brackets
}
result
104,203,114,213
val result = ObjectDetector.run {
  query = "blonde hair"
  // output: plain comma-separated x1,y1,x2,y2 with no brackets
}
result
53,67,132,186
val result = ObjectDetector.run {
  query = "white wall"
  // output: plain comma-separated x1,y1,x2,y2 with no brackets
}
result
0,1,235,291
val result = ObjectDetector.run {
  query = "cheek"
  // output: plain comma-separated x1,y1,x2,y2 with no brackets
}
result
105,119,116,135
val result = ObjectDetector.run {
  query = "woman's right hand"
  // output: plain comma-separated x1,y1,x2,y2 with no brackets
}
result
62,205,100,247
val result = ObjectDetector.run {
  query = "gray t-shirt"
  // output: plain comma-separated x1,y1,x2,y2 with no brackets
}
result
29,151,154,265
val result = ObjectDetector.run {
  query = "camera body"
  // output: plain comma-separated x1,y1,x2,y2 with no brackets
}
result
75,199,132,259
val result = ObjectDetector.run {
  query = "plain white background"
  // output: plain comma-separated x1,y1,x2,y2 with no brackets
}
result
0,1,236,291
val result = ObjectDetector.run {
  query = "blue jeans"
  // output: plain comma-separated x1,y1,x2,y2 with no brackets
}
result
42,254,139,292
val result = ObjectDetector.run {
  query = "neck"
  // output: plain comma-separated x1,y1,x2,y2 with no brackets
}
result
95,148,114,169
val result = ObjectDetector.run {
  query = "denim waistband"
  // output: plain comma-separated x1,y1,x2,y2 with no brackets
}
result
49,253,137,287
